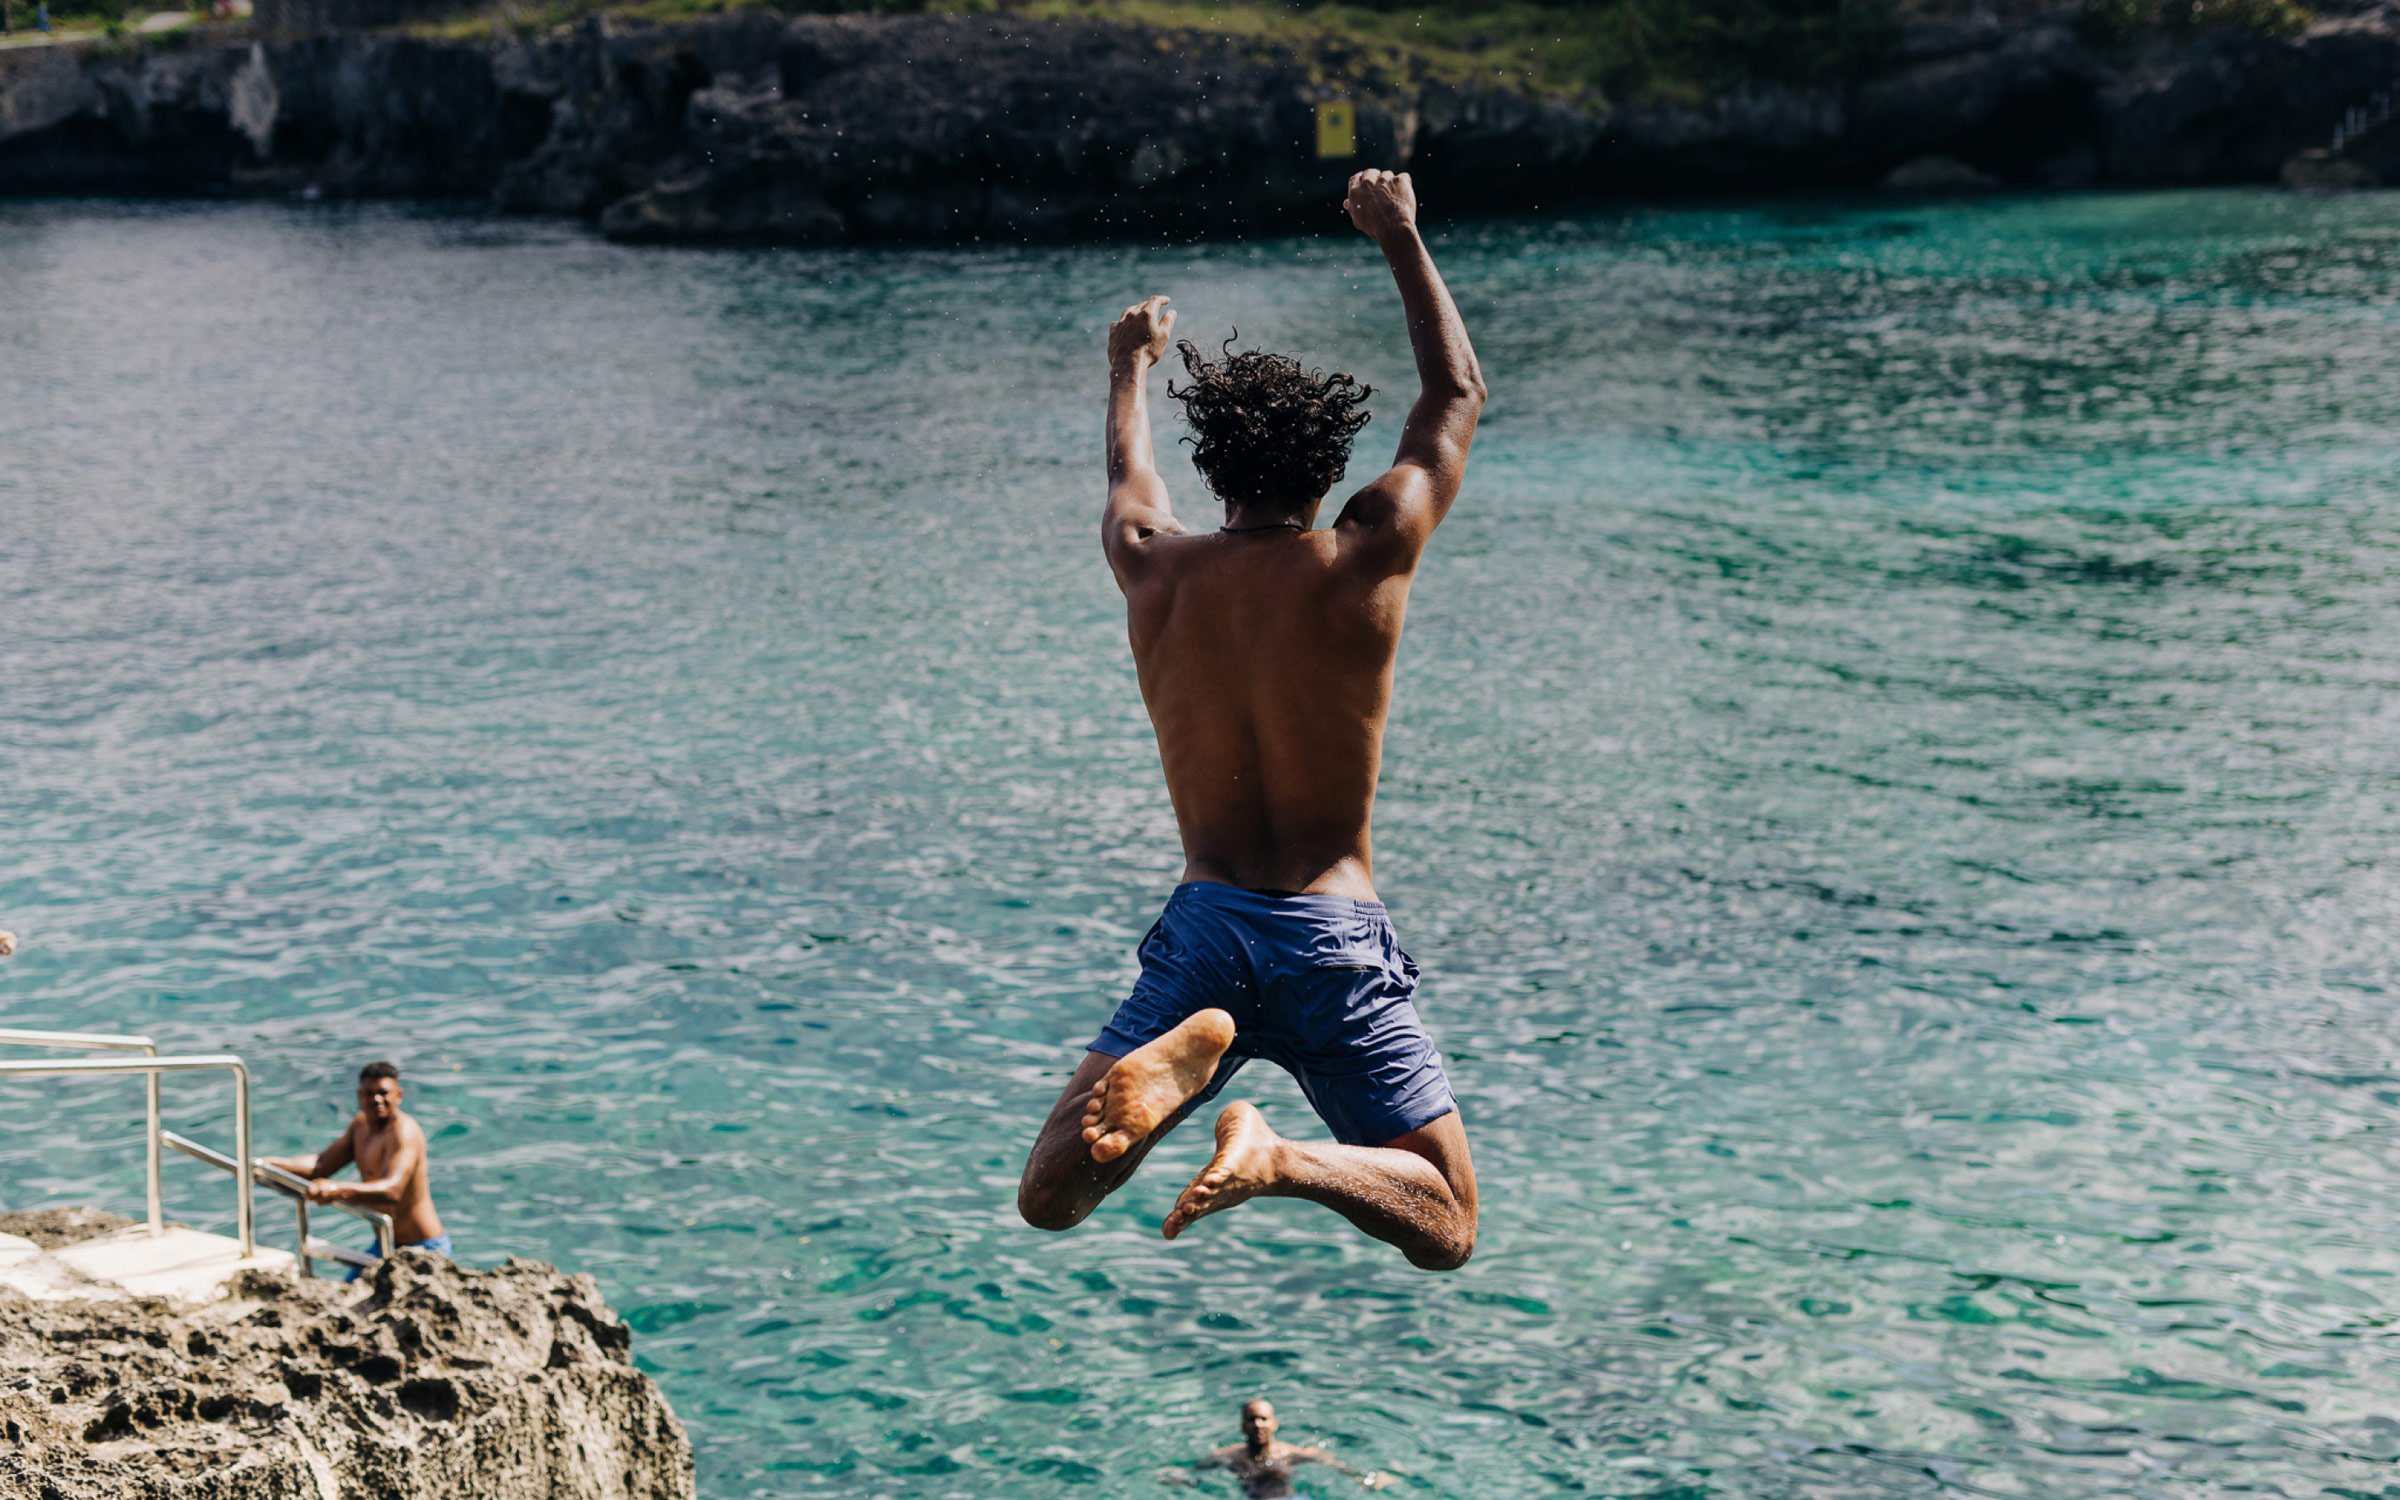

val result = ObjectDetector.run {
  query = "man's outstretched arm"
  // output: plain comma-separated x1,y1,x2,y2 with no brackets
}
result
1333,170,1487,559
267,1121,355,1180
307,1124,420,1210
1291,1447,1396,1489
1102,294,1187,589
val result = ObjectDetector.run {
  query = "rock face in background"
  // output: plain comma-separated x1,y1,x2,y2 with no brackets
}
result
0,5,2395,243
0,1248,694,1500
2283,143,2383,184
1881,152,2003,190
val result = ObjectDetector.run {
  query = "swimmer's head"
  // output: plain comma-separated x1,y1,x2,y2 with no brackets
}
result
1170,337,1371,519
1241,1398,1278,1450
357,1059,402,1121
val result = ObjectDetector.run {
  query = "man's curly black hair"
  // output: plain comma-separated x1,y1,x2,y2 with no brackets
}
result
1168,336,1372,514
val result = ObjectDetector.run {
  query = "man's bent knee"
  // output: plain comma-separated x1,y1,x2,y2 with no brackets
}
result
1403,1199,1476,1272
1405,1227,1475,1272
1017,1174,1092,1233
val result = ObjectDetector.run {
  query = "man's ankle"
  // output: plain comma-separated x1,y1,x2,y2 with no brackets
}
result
1259,1135,1299,1193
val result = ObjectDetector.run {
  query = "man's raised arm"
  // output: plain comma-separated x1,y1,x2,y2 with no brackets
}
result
1102,294,1187,588
1333,170,1487,559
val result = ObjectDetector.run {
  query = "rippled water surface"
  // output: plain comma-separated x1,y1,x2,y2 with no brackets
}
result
4,189,2399,1498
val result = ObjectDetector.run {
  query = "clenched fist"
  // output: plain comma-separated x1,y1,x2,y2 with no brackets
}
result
1343,169,1418,243
1109,294,1177,370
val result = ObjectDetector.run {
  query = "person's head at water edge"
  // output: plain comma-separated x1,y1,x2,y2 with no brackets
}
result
357,1059,402,1123
1240,1398,1279,1455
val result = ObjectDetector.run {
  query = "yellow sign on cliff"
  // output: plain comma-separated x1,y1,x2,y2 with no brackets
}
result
1316,101,1356,159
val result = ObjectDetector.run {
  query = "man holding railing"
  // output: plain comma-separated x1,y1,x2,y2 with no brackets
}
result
267,1060,450,1276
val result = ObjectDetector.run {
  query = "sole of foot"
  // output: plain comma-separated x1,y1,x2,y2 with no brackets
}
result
1082,1007,1236,1163
1163,1101,1281,1241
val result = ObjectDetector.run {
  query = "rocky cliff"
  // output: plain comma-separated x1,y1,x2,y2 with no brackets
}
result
1,4,2394,243
0,1224,694,1500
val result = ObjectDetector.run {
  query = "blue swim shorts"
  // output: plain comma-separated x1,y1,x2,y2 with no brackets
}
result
1090,881,1457,1147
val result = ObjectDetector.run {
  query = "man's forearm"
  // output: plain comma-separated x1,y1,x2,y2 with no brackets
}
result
1106,357,1158,484
1378,227,1485,399
321,1178,402,1208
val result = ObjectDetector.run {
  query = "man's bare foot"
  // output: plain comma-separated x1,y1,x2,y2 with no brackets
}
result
1082,1008,1236,1163
1163,1101,1283,1240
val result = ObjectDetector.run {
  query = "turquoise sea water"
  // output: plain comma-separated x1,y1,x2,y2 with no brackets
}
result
3,188,2398,1498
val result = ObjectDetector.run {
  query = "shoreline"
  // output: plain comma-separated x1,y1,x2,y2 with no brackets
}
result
0,6,2393,246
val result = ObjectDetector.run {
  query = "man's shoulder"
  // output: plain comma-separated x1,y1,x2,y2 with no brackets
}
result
1131,529,1381,588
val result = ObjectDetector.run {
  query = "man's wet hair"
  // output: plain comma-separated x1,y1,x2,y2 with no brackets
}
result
1169,336,1371,515
359,1060,400,1084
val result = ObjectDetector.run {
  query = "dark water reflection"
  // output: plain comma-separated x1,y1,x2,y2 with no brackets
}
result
2,189,2396,1497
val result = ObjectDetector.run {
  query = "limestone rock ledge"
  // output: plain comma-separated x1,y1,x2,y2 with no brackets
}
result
0,1237,694,1500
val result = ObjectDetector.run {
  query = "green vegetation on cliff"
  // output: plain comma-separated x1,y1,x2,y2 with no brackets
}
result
438,0,2318,102
999,0,1899,101
25,0,2316,98
2075,0,2309,43
423,0,1900,103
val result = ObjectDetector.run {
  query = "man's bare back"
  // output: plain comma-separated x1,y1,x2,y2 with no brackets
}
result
1126,523,1409,900
1017,172,1488,1268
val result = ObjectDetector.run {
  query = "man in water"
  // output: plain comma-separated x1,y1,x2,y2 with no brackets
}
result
1175,1399,1392,1495
268,1060,450,1274
1016,170,1486,1268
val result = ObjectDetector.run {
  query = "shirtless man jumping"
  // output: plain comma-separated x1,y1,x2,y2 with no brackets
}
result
1016,170,1486,1269
268,1059,450,1274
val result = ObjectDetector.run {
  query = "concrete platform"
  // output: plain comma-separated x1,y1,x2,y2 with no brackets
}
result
0,1225,293,1303
0,1233,106,1301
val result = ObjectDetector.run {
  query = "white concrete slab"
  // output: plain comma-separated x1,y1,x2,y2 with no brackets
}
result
0,1231,124,1302
50,1225,293,1302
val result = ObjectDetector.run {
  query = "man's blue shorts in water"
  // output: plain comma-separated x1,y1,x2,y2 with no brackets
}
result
343,1232,454,1283
1090,881,1457,1146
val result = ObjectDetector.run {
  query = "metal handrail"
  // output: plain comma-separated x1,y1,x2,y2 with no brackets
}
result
0,1029,163,1234
0,1054,253,1257
161,1129,393,1276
